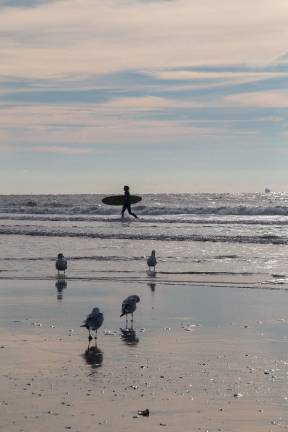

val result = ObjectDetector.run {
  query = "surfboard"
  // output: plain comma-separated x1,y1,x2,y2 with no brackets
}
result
102,195,142,206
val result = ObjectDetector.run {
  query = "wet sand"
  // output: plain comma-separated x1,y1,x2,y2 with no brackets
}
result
0,279,288,431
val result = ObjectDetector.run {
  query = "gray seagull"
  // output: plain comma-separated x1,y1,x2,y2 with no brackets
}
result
81,307,104,341
55,253,67,274
147,250,157,271
120,295,140,326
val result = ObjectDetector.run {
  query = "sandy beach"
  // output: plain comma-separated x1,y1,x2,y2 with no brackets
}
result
1,278,288,432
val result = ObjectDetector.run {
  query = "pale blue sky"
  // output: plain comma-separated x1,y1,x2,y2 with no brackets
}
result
0,0,288,193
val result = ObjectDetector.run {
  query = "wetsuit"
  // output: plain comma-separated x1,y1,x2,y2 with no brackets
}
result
121,190,138,218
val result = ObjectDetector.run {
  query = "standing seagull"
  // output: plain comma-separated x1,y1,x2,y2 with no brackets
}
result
55,253,67,275
81,307,104,341
120,295,140,326
147,250,157,271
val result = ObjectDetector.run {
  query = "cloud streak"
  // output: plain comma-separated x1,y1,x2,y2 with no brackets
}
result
0,0,58,8
27,145,93,155
1,0,288,76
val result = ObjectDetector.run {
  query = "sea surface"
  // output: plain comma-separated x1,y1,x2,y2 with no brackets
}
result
0,192,288,288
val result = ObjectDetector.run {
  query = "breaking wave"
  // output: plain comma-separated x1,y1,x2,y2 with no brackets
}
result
1,204,288,217
0,226,286,245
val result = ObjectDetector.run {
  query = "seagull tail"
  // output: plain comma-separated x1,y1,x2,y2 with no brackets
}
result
120,313,125,317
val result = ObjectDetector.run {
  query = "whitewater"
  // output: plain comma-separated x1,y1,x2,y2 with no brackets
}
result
0,193,288,288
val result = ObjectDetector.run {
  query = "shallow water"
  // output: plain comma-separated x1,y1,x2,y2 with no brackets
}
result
1,193,288,286
1,279,288,354
1,277,288,431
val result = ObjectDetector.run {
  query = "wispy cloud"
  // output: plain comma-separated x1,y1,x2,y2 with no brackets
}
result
27,145,93,155
225,88,288,107
0,0,288,76
0,0,58,8
1,59,288,155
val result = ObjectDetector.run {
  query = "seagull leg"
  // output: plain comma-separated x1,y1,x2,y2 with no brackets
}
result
94,329,98,341
88,329,93,342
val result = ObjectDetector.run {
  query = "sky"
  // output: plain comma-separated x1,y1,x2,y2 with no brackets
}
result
0,0,288,193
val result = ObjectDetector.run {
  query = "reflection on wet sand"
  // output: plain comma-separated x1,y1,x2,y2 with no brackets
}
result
120,326,139,346
147,269,157,278
55,277,67,301
82,341,103,369
148,282,156,293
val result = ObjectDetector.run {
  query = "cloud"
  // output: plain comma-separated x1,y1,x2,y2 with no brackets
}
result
104,96,204,110
1,66,287,154
2,64,288,109
0,0,288,77
27,145,93,155
0,0,58,8
226,90,288,108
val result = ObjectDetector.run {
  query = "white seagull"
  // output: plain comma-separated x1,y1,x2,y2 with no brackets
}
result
147,250,157,271
55,253,67,274
81,307,104,341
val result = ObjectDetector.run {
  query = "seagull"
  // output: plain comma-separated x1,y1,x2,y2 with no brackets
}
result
120,295,140,326
55,253,67,274
81,307,104,341
147,250,157,271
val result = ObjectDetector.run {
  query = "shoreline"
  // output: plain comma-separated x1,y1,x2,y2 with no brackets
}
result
0,273,287,292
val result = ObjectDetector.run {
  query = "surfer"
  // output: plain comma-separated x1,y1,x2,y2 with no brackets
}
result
121,185,138,219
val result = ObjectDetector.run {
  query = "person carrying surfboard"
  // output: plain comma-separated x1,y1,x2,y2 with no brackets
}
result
121,185,138,219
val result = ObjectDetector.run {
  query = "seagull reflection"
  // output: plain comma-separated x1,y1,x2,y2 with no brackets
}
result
120,326,139,346
82,341,103,369
55,277,67,301
148,282,156,293
147,266,157,278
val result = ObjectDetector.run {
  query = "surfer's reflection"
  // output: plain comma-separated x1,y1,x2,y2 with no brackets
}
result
82,341,103,369
55,277,67,301
120,326,139,346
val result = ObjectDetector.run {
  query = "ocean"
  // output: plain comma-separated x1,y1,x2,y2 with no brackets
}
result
0,192,287,287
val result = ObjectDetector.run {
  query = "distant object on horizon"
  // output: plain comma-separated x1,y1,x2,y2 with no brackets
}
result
265,187,271,193
147,250,157,271
81,307,104,341
102,194,142,206
55,253,67,274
